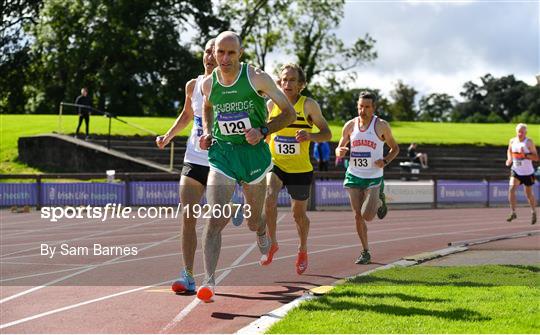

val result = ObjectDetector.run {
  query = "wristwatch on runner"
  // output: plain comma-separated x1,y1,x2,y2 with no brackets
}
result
259,126,269,139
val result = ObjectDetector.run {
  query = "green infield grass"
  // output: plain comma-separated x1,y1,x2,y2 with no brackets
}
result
1,114,538,173
267,265,540,334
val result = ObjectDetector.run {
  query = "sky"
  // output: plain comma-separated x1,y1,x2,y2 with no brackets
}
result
259,0,540,101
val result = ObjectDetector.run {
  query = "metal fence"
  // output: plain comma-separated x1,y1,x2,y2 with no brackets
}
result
58,102,176,170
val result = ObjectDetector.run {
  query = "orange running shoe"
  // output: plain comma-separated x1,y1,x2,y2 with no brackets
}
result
296,251,308,275
196,285,214,303
260,243,279,266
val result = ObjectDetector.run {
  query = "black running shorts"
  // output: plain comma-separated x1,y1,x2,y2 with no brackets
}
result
511,170,536,186
272,165,313,201
181,162,209,186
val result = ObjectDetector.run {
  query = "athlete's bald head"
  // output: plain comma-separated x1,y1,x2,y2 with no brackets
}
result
215,31,242,50
214,31,243,74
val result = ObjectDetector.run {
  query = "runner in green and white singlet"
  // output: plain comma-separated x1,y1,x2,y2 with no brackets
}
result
207,63,272,182
196,31,296,302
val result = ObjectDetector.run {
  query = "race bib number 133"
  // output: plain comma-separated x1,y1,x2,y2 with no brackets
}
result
351,151,373,169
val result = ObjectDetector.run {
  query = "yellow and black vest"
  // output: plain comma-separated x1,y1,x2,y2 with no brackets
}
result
268,95,313,173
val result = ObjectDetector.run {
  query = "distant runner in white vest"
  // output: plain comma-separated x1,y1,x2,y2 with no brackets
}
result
506,123,538,225
155,38,216,294
335,91,399,265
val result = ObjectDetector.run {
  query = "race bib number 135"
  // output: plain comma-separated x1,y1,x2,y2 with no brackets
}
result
274,136,300,155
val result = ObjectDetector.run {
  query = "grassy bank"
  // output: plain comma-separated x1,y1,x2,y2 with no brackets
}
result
1,114,537,173
268,265,540,334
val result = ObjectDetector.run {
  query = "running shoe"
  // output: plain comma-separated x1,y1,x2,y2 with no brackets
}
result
231,191,244,226
232,203,244,227
355,250,371,264
532,212,537,225
506,212,517,222
260,243,279,266
196,285,215,303
377,191,388,220
257,232,271,255
171,269,196,294
296,251,308,275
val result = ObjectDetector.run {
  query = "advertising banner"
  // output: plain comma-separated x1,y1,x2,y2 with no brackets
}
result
41,183,125,206
0,183,37,206
489,180,540,203
437,180,487,203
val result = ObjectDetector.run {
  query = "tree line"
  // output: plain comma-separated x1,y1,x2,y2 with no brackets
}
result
1,0,538,123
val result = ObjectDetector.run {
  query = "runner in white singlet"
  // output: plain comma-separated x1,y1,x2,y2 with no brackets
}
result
335,91,399,265
155,39,216,294
506,123,538,225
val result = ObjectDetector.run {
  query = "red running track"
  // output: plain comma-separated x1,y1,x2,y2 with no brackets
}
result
0,207,538,333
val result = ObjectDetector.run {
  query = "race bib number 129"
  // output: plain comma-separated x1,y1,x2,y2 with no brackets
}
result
217,112,252,136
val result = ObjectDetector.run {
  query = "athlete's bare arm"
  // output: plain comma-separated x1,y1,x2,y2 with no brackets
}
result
526,138,539,161
156,79,196,149
296,98,332,143
335,119,355,158
506,138,513,166
199,75,214,150
247,66,296,142
264,100,275,144
375,119,400,168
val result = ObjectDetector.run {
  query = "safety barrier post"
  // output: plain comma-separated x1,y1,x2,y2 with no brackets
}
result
36,175,42,210
58,102,64,134
124,173,131,206
432,178,438,209
308,179,317,211
486,179,491,207
169,142,175,171
107,115,112,150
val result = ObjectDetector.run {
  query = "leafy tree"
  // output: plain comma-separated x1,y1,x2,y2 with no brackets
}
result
453,74,537,123
388,80,417,121
284,0,376,85
0,0,44,114
8,0,220,116
217,0,290,70
310,77,390,122
418,93,454,122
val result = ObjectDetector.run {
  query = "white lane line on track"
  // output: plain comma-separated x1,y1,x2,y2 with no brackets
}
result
0,231,175,249
0,220,526,282
1,219,209,283
159,243,258,334
0,217,171,258
1,219,104,238
159,213,286,334
0,233,180,305
0,214,498,260
1,225,535,331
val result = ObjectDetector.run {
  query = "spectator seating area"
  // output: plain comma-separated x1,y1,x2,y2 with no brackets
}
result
86,136,510,179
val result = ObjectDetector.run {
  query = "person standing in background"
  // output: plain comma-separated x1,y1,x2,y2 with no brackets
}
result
75,87,92,139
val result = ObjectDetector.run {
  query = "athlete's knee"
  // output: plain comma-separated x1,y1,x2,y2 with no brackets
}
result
363,210,376,222
293,211,308,224
265,192,279,208
182,217,197,230
246,214,263,231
